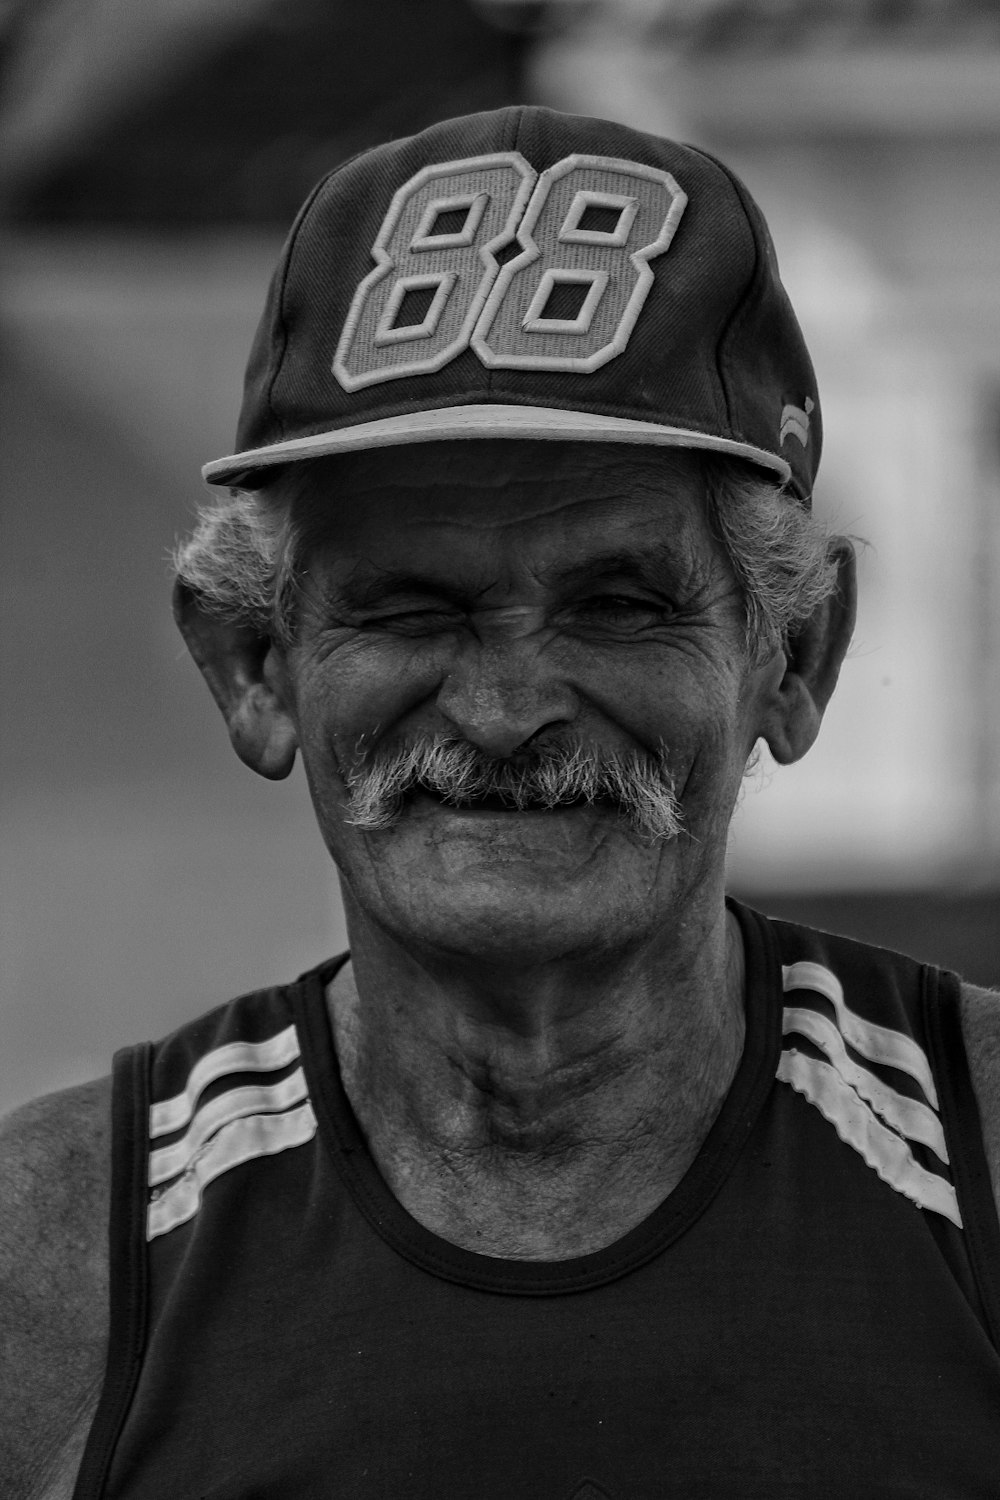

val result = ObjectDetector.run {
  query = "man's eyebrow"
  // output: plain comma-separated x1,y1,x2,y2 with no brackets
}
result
539,547,682,590
330,545,685,608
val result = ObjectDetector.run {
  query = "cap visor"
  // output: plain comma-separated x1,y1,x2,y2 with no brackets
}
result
202,404,791,488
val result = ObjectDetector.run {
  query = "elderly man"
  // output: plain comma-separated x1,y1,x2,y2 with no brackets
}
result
3,107,1000,1498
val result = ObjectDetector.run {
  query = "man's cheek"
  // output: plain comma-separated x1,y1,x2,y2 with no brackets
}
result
671,713,743,811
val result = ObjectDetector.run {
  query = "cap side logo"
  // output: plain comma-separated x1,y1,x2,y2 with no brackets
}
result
780,396,814,448
334,153,687,392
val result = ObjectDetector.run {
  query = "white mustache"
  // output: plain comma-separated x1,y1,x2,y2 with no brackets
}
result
343,737,683,844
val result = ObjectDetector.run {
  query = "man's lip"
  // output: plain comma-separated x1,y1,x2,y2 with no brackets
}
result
407,789,612,816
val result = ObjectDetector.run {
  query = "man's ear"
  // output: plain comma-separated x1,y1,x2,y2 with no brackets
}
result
173,580,298,780
758,539,857,766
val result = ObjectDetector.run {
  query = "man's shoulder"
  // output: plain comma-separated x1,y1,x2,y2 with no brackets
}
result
0,1074,112,1268
960,979,1000,1107
960,981,1000,1205
960,979,1000,1052
0,1077,112,1499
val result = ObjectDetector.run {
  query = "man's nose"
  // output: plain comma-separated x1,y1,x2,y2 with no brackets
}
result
435,641,578,758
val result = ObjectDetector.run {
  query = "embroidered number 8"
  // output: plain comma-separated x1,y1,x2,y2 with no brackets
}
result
333,155,536,391
333,153,686,391
473,155,686,372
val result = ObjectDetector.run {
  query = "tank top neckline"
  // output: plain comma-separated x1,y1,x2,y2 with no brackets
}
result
291,898,782,1295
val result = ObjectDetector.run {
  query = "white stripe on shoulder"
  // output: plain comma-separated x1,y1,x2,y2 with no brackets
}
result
148,1067,310,1187
782,961,938,1109
147,1099,318,1240
150,1023,302,1138
777,1050,961,1227
782,1007,949,1164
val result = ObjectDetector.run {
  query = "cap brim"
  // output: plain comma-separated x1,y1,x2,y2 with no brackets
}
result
202,404,791,488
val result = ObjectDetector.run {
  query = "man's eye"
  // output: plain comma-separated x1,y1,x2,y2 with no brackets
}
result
578,595,670,623
363,608,458,631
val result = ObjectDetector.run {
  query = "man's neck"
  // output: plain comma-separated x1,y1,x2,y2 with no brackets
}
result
327,905,747,1260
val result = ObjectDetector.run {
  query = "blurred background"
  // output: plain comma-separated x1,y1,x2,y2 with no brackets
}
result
2,0,998,1114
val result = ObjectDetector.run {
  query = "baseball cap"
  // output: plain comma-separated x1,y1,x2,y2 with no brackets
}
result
203,106,820,503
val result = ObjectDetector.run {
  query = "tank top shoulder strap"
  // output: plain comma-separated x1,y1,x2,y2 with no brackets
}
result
71,966,343,1499
742,902,1000,1350
72,1041,150,1500
922,956,1000,1348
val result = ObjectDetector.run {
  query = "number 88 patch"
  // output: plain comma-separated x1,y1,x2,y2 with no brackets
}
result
333,153,687,391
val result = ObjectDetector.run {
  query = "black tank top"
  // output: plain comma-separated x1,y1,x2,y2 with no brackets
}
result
74,901,1000,1499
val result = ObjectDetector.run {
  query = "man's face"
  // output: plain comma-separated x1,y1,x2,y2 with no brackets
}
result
276,440,780,964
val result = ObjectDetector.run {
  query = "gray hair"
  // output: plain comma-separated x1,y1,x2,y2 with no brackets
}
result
173,453,839,659
702,461,841,660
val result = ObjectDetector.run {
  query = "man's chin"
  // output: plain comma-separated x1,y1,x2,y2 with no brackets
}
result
337,796,681,964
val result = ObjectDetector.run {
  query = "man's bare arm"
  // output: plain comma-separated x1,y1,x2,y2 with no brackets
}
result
0,1079,112,1500
961,981,1000,1222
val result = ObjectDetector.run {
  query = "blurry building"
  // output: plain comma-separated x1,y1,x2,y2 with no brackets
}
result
2,0,998,1111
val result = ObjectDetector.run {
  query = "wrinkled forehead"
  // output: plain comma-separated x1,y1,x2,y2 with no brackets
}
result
284,439,713,556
